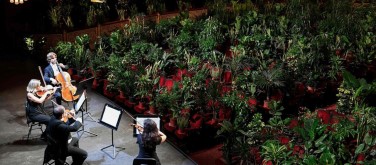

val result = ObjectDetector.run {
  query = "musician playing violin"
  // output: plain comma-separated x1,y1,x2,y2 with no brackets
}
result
43,52,66,105
131,119,167,165
26,79,57,125
45,105,87,165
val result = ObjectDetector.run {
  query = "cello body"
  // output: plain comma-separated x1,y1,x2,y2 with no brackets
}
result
55,71,79,101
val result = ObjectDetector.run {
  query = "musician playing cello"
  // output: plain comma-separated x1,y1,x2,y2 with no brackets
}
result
43,52,66,105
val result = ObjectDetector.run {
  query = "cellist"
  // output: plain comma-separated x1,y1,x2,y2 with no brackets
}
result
43,52,66,105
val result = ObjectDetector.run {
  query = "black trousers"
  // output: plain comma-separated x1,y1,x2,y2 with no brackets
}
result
54,89,62,105
67,137,87,165
29,114,50,125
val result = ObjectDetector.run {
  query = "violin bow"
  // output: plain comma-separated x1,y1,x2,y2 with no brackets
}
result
38,66,47,87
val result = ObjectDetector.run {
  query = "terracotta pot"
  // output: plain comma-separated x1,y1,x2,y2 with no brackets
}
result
263,100,270,110
165,79,174,91
115,91,126,103
248,98,257,106
175,129,188,139
223,71,232,83
134,102,146,113
92,78,99,90
144,106,156,115
169,118,177,127
159,76,166,87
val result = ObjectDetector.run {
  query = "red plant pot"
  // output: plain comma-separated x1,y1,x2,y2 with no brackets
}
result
144,106,156,115
134,102,146,113
159,76,166,87
165,79,174,91
92,79,99,90
248,98,257,106
175,129,188,139
223,71,232,84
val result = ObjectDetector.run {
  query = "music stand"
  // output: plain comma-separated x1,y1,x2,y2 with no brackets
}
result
76,90,97,138
99,103,125,159
133,115,160,137
77,90,96,122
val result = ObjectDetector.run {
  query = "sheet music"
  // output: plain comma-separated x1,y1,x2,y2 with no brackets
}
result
102,105,121,128
135,117,160,134
75,91,86,111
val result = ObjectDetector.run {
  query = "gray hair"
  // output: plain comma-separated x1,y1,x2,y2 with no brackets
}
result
26,79,40,93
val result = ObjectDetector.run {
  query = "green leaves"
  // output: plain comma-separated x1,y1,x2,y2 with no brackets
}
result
261,140,291,163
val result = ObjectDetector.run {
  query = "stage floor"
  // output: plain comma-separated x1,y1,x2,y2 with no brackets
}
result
0,57,196,165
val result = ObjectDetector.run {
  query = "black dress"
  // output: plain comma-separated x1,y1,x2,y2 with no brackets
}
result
136,134,162,165
26,93,50,125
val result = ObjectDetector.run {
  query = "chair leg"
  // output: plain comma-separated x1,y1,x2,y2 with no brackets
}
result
27,124,33,141
39,124,44,133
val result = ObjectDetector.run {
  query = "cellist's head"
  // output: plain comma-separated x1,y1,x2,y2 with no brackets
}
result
53,105,65,119
47,52,57,64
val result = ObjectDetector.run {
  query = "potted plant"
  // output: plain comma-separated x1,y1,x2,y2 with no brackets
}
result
175,116,189,139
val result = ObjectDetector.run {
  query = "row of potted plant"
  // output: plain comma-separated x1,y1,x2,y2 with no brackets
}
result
50,0,376,164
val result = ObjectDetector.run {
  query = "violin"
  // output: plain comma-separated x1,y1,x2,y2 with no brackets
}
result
50,100,75,123
35,85,56,97
62,109,75,123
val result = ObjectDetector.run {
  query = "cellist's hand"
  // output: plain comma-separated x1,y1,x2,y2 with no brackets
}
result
58,63,65,69
52,87,58,93
50,78,57,85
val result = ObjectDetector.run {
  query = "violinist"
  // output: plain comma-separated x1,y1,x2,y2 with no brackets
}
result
26,79,57,125
45,105,87,165
43,52,66,105
131,119,167,165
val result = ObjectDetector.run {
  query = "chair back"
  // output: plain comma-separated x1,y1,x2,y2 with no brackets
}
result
133,157,156,165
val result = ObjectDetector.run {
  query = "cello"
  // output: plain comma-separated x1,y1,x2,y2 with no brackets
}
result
55,61,80,102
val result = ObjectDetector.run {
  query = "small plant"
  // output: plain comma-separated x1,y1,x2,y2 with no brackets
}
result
177,116,189,130
261,140,292,164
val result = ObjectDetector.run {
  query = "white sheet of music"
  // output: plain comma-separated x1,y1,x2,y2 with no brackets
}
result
135,117,160,134
75,91,86,111
102,105,121,128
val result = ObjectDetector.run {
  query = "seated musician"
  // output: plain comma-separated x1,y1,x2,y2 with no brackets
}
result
26,79,57,125
132,119,167,165
26,79,57,139
45,105,87,165
43,52,66,105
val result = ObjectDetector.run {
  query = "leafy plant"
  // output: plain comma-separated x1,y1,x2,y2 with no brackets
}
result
261,140,292,164
176,116,189,129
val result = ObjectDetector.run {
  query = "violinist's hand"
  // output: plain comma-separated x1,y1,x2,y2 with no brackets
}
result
70,109,75,116
46,90,52,95
50,78,57,85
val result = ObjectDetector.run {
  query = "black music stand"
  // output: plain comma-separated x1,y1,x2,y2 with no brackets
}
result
78,90,96,122
133,115,160,137
76,90,97,138
99,103,125,159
